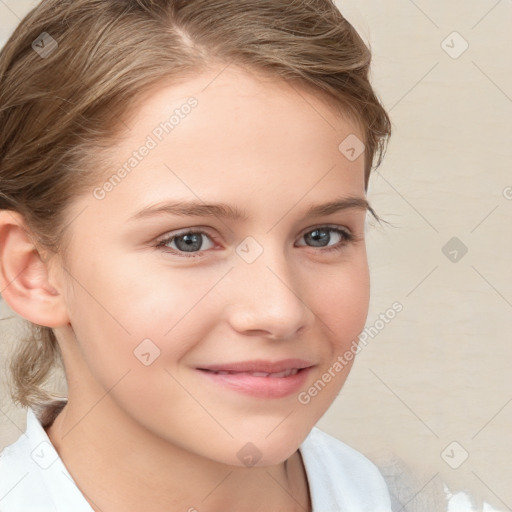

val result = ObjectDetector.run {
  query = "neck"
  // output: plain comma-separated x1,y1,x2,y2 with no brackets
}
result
45,396,311,512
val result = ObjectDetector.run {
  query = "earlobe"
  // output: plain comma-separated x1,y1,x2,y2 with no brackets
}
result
0,210,70,327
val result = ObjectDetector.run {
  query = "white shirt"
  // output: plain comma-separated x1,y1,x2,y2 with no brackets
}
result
0,406,392,511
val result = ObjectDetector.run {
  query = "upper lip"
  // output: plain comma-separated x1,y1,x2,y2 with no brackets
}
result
197,359,314,373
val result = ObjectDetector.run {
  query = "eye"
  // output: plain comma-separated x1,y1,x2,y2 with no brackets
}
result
154,225,355,259
155,229,215,258
296,226,354,253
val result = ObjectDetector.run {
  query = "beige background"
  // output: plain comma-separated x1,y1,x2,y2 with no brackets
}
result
1,0,511,510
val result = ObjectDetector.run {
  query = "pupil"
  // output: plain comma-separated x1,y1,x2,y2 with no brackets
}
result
177,233,201,252
308,229,329,247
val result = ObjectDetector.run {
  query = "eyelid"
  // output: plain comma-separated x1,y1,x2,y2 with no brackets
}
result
155,224,351,243
298,223,352,237
154,227,217,247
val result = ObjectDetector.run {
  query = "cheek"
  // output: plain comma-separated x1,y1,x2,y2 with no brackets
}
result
63,255,223,382
311,257,370,346
295,262,369,426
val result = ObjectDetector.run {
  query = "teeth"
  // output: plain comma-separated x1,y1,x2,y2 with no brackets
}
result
212,368,300,377
270,368,299,378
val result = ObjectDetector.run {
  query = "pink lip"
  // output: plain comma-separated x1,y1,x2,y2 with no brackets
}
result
196,359,314,399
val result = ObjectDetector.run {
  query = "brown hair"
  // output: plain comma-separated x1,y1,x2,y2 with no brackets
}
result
0,0,391,409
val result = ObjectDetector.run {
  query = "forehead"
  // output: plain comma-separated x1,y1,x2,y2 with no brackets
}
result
73,64,366,226
115,63,364,156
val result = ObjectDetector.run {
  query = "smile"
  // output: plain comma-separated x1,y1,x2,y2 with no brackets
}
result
196,360,314,399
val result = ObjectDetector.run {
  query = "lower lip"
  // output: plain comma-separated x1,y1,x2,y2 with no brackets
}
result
197,367,313,399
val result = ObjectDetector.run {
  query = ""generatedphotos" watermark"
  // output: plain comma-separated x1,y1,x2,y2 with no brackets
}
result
298,301,403,405
93,97,198,200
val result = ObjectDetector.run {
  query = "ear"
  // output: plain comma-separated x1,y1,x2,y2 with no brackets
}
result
0,210,70,327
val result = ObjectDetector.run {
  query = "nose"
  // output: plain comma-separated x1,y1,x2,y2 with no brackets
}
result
224,247,314,341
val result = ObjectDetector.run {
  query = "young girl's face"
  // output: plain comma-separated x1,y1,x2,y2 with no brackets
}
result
50,64,371,466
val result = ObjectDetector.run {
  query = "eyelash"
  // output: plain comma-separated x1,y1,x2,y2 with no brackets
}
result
154,225,356,259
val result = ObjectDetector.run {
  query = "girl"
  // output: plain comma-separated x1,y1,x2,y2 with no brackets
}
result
0,0,393,510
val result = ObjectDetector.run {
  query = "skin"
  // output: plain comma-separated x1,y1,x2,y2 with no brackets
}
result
0,63,372,511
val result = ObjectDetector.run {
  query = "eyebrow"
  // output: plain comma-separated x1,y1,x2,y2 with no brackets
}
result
129,195,373,222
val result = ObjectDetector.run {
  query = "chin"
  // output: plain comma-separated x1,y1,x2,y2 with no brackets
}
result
209,441,301,469
223,424,312,468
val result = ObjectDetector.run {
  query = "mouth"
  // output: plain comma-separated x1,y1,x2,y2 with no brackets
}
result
196,359,314,399
201,367,301,378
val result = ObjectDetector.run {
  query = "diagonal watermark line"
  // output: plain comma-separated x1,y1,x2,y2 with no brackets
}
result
472,61,512,104
471,265,512,308
378,173,438,232
56,204,89,240
406,266,439,297
266,164,337,233
471,0,503,29
407,0,439,28
472,471,512,511
0,472,29,503
55,85,132,135
0,408,28,438
287,81,336,131
29,25,132,136
0,0,21,20
397,472,440,512
472,397,512,439
33,203,89,269
61,265,132,335
62,369,131,439
0,267,25,296
369,368,439,438
162,267,234,336
265,410,294,439
264,470,309,512
389,62,439,112
201,471,233,502
388,490,404,511
265,265,336,336
470,205,499,233
163,163,234,235
201,61,232,93
164,368,234,438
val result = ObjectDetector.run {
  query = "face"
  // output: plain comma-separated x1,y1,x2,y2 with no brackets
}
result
51,64,371,466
